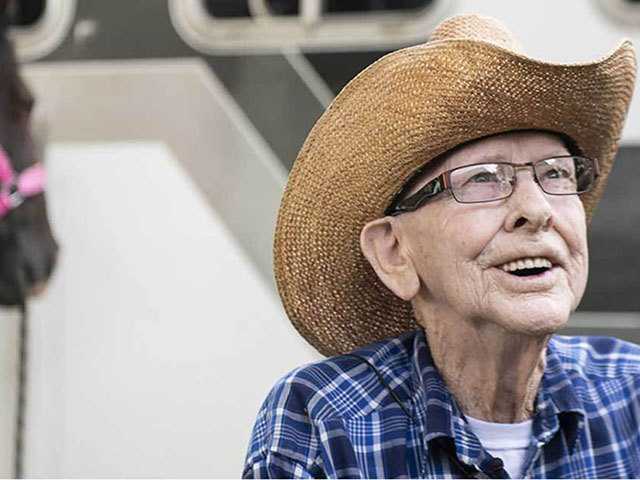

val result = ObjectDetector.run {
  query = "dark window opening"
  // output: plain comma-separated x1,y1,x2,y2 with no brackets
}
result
203,0,251,18
204,0,299,17
325,0,434,13
6,0,46,27
266,0,299,15
204,0,435,18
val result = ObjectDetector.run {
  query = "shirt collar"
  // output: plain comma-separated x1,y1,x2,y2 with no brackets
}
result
410,329,458,441
410,329,586,463
532,338,585,452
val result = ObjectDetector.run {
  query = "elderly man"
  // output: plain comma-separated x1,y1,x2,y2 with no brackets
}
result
244,14,639,479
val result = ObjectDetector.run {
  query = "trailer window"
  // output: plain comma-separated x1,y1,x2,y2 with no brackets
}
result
8,0,76,61
170,0,455,54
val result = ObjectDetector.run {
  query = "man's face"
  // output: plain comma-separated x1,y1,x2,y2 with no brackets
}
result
395,131,589,335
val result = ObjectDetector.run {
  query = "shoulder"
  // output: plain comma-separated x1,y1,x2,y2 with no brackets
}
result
550,334,640,379
243,331,418,474
268,330,417,421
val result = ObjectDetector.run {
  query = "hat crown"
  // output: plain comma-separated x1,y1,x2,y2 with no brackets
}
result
429,14,524,53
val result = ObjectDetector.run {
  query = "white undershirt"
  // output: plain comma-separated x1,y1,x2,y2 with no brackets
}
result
466,415,533,478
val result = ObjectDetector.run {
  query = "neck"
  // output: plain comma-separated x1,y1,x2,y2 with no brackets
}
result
414,299,549,423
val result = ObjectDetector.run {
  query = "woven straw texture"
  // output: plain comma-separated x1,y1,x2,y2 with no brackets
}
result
274,14,637,357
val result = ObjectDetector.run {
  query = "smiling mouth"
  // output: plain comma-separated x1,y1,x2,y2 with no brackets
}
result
509,267,550,277
498,257,554,278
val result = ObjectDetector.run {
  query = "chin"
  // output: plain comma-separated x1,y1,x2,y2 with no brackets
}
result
491,300,571,337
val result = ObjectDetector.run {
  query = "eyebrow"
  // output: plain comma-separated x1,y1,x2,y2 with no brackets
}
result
472,150,571,164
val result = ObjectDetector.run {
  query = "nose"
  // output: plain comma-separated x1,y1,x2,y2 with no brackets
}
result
503,168,553,232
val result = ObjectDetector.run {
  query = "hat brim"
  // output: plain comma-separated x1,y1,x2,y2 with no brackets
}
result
274,39,637,357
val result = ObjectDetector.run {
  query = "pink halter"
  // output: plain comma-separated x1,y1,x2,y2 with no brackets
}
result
0,146,45,219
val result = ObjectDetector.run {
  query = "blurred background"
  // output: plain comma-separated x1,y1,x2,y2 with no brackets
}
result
0,0,638,477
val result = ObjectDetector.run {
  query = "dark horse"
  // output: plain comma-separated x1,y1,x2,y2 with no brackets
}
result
0,1,57,306
0,2,58,477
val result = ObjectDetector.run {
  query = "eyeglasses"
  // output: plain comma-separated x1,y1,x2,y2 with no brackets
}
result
385,155,599,216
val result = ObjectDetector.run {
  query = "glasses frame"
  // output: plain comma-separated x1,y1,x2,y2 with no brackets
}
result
385,155,600,216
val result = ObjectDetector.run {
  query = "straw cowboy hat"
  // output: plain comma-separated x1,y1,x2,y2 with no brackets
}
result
274,14,637,357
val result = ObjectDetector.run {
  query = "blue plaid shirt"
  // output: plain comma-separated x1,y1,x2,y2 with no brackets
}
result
243,329,640,478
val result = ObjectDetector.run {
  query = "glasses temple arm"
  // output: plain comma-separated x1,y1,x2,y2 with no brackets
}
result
386,174,447,215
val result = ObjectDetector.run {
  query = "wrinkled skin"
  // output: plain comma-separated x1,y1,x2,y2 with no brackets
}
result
361,131,588,422
0,18,57,305
398,132,588,335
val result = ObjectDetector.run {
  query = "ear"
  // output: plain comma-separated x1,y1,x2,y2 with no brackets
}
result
360,217,420,301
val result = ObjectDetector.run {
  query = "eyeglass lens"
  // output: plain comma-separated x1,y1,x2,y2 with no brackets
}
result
449,157,595,203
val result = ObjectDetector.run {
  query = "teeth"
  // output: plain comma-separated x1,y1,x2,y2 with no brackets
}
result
500,257,553,272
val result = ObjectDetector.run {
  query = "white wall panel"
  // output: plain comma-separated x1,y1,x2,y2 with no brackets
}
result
23,143,318,477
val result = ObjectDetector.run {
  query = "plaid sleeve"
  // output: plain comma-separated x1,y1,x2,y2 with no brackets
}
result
242,369,323,478
242,451,316,479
